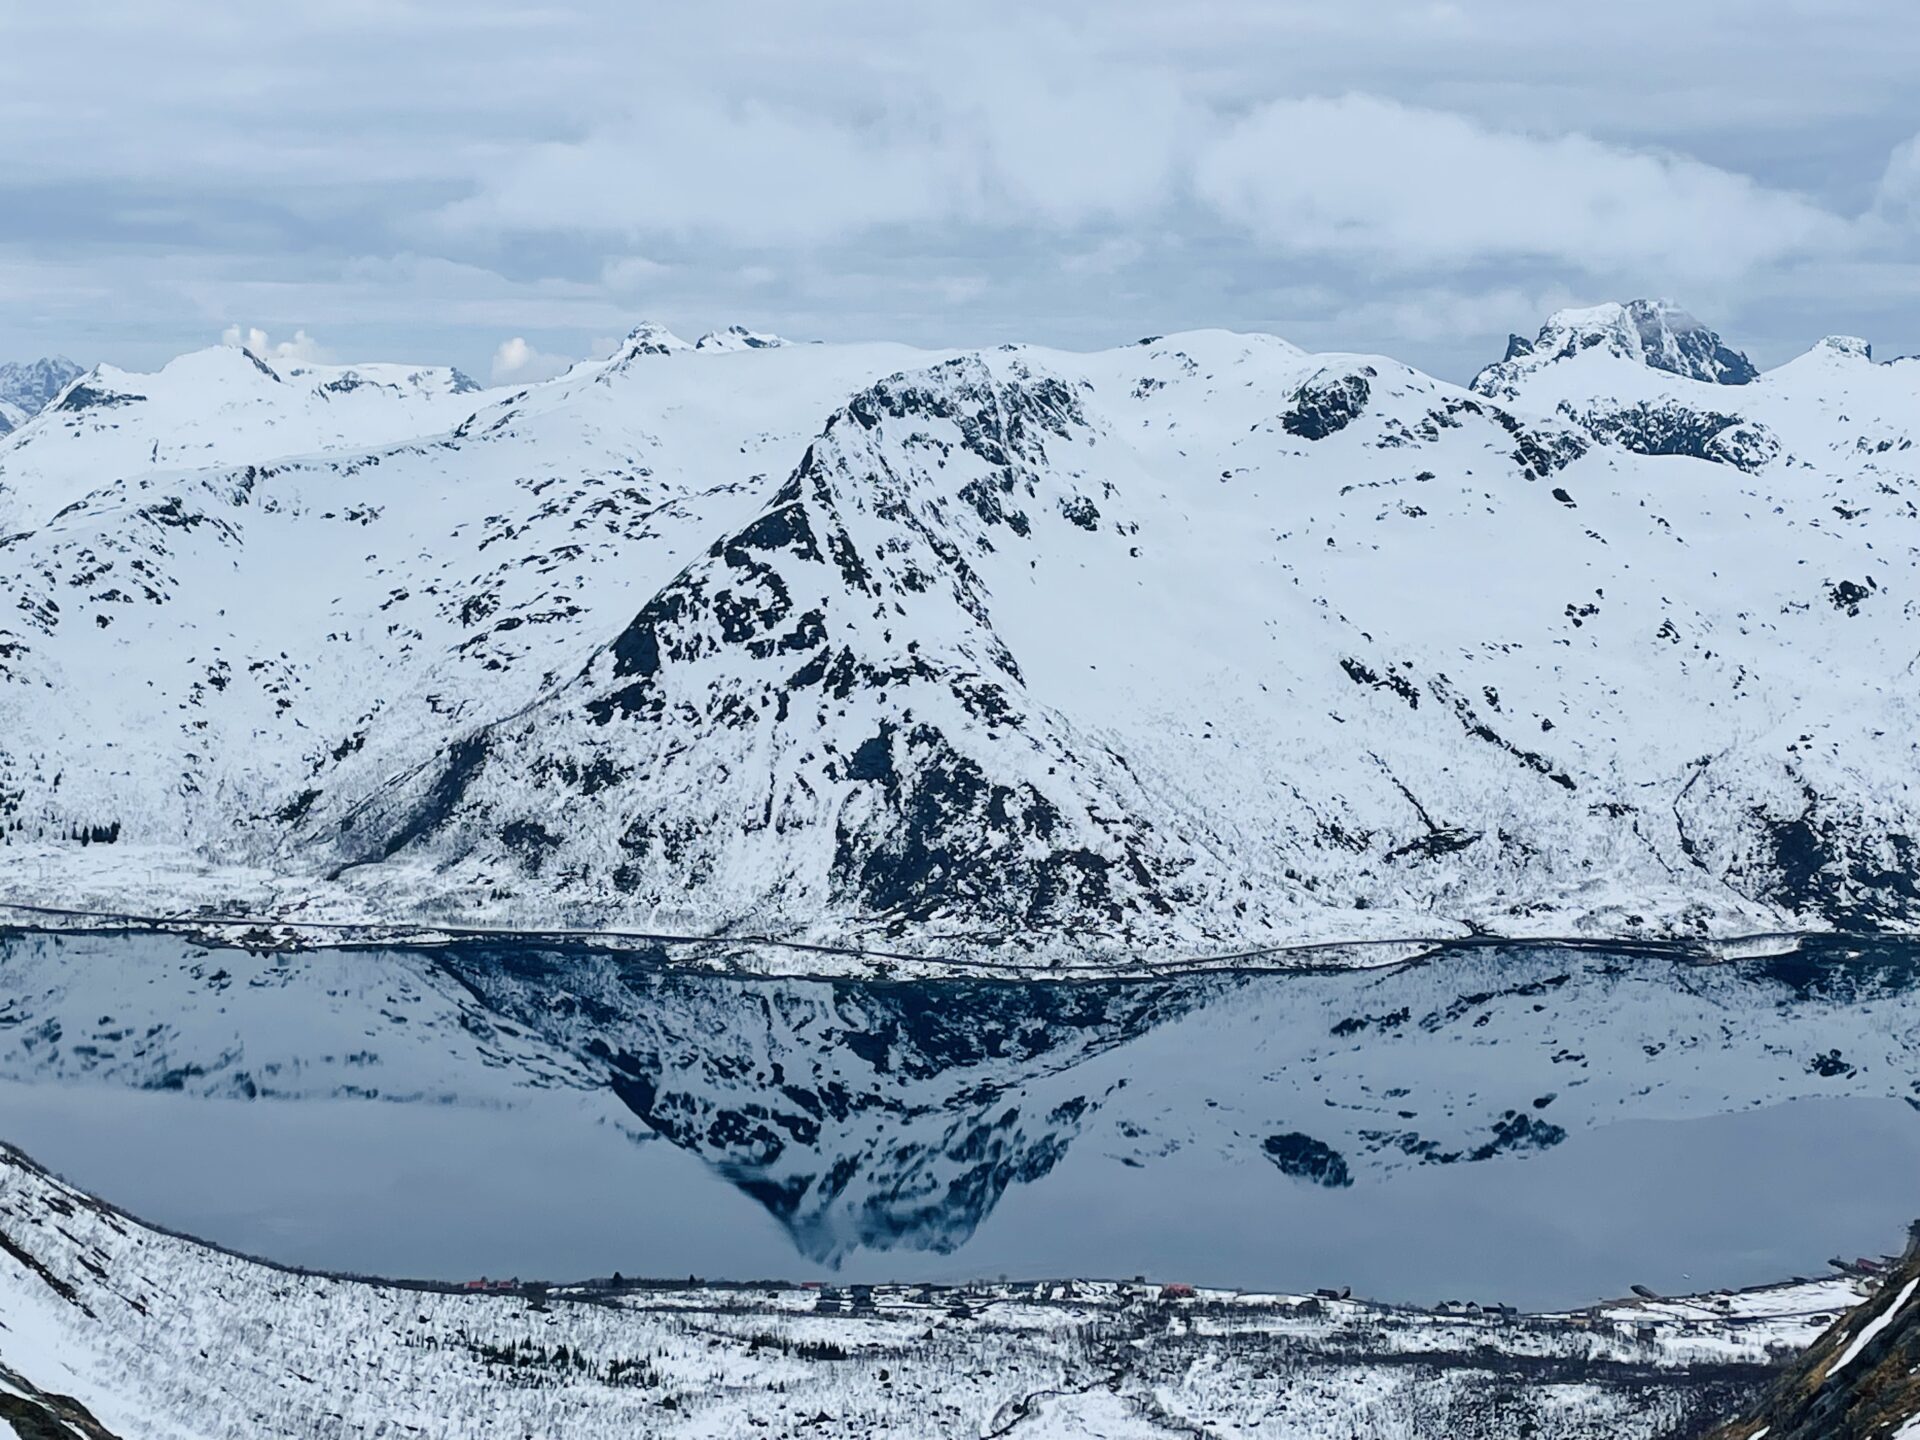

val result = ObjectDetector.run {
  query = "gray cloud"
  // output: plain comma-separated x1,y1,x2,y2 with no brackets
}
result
1193,95,1852,280
1,1,1917,380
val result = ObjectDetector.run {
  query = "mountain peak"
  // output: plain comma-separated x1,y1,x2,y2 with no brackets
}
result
1812,334,1874,362
0,355,87,432
610,322,693,361
694,325,788,351
1473,299,1758,398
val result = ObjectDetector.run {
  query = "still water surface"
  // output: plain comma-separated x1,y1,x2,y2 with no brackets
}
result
1,931,1916,1308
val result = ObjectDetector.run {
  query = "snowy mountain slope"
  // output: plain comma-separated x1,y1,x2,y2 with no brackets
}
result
0,346,480,532
1473,301,1919,484
0,330,940,882
695,324,788,350
1707,1236,1920,1440
0,1142,1846,1440
3,311,1920,962
0,357,84,439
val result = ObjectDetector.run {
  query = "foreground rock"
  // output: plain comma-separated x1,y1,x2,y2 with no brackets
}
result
1705,1230,1920,1440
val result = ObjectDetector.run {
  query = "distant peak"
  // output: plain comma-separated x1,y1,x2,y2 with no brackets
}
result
156,343,285,385
694,325,788,352
0,355,88,416
1813,334,1873,361
1472,299,1757,397
611,322,692,361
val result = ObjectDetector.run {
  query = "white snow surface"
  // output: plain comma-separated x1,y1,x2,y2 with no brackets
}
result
1825,1275,1917,1377
5,311,1920,966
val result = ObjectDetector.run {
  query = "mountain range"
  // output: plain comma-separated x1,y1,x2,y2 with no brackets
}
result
0,356,84,436
3,302,1919,967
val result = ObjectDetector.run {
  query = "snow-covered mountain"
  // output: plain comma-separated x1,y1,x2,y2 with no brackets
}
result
4,310,1920,965
0,356,85,436
695,324,788,350
1473,299,1760,395
0,345,480,531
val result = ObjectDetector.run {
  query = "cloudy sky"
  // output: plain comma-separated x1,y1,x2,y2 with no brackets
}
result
4,0,1919,382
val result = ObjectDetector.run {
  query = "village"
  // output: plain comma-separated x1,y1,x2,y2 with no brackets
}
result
496,1261,1890,1367
2,1139,1906,1439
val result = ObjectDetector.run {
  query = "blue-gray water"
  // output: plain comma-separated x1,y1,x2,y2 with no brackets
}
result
1,930,1916,1308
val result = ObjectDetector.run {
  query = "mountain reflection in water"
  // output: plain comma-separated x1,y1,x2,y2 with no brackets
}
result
1,931,1917,1304
433,938,1920,1267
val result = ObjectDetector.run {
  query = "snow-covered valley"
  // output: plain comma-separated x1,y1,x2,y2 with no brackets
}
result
5,303,1920,965
0,1139,1883,1440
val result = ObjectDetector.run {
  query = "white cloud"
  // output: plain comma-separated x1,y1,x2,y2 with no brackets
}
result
438,44,1197,247
1317,285,1584,347
601,255,671,292
490,335,572,383
1873,130,1920,225
1060,237,1147,276
440,99,954,245
8,4,1920,377
220,324,328,362
1192,95,1849,282
436,72,1851,293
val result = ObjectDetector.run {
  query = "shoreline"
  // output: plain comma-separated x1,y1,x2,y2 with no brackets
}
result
0,896,1834,983
0,1139,1885,1330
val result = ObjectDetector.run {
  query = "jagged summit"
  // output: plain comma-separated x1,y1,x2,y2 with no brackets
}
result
1473,299,1759,398
0,355,86,413
0,355,86,434
608,321,693,361
606,323,788,360
1811,334,1874,362
695,324,787,351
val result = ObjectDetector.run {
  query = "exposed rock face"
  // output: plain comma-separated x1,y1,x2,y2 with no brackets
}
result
0,1360,123,1439
1281,366,1374,438
1706,1236,1920,1440
1472,299,1757,398
0,356,85,436
1555,399,1781,471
